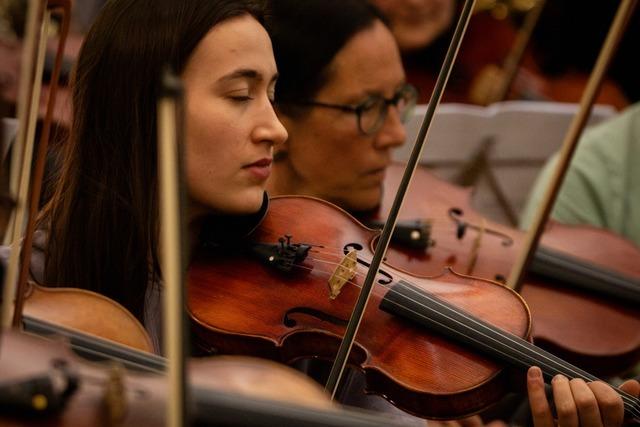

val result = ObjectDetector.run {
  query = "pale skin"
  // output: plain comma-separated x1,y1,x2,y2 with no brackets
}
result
266,17,640,427
181,14,287,229
268,20,407,212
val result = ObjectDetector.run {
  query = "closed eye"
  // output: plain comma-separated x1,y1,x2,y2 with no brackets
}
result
229,95,253,102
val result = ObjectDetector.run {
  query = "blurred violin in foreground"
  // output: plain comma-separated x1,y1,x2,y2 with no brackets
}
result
0,329,362,426
3,301,411,426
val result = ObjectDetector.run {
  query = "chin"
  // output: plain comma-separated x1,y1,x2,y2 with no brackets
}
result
397,29,441,52
231,193,265,215
206,188,265,216
340,188,382,213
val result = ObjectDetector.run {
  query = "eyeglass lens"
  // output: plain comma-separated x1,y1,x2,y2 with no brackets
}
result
359,85,417,135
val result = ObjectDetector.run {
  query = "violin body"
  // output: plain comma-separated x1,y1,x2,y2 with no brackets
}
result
378,162,640,376
376,163,518,282
188,196,531,419
521,222,640,375
0,329,341,426
21,281,154,353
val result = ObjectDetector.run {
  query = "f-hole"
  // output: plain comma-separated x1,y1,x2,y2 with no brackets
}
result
343,243,393,285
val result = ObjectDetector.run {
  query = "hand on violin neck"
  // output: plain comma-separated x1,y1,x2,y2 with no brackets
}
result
526,366,626,427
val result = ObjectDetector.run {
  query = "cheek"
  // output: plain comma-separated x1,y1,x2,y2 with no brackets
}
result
182,102,265,215
291,123,371,188
294,128,354,177
185,108,232,183
184,104,242,208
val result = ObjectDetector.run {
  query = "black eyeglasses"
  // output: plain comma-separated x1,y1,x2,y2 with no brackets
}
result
281,84,418,136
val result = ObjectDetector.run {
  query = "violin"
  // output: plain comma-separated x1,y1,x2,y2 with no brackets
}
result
4,284,422,426
3,329,385,426
408,5,629,108
19,281,154,352
374,162,640,376
187,195,640,420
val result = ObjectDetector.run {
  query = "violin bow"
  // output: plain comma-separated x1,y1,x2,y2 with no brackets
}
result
3,0,45,248
325,0,478,397
157,68,189,426
1,0,71,329
506,0,638,291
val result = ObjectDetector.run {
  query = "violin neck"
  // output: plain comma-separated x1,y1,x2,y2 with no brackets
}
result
379,280,640,420
531,245,640,304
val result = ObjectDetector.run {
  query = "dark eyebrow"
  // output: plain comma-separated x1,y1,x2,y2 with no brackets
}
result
363,81,408,98
219,68,279,84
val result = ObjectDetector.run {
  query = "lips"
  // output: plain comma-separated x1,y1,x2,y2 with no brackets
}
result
244,158,272,168
363,166,388,183
243,158,273,180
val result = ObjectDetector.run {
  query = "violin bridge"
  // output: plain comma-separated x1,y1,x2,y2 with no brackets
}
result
327,249,358,300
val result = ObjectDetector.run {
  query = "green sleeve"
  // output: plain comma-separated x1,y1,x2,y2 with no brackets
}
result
519,104,640,233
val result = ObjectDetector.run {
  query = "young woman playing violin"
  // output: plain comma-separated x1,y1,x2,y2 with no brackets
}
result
1,0,286,350
265,0,640,426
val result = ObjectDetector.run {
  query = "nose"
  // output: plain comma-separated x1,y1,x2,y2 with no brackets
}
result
373,105,407,150
251,99,289,147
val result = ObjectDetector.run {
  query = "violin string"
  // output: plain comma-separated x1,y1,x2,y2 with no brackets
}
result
308,248,350,258
385,281,640,415
366,259,640,413
304,253,450,286
67,341,165,374
287,253,640,415
287,260,390,301
308,238,510,263
297,226,508,255
307,236,489,256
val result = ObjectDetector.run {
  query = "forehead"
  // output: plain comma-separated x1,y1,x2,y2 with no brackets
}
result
184,14,277,80
323,21,405,96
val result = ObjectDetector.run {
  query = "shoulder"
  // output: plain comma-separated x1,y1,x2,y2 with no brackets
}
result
575,102,640,163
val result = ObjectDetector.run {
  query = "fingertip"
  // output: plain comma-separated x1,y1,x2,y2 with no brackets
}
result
528,366,542,380
619,379,640,397
552,374,568,385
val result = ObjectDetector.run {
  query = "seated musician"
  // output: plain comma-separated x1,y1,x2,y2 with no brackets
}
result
1,0,286,354
366,0,630,108
265,0,640,425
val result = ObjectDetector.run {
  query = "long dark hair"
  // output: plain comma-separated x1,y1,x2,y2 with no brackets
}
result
268,0,387,117
43,0,265,321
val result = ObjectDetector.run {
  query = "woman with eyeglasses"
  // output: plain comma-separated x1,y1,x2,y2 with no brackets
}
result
265,0,638,426
266,0,414,213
